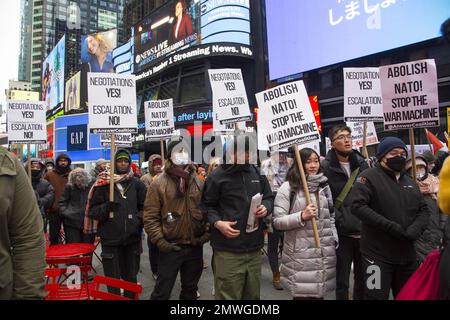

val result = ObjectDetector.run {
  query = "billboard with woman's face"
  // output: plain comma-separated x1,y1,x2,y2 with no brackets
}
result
41,35,65,111
81,29,117,73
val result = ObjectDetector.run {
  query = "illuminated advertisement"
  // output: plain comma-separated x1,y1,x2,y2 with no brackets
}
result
265,0,450,80
9,90,39,101
112,39,133,75
42,35,65,111
133,0,251,77
65,71,81,112
81,29,117,73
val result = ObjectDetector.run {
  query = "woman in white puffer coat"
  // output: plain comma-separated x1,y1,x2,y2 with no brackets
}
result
273,148,338,300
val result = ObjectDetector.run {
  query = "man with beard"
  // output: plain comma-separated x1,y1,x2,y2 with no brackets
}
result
26,159,54,232
144,138,209,300
201,135,274,300
45,154,72,245
321,124,369,300
88,149,147,298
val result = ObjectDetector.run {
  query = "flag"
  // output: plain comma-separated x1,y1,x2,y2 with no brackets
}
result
425,129,449,155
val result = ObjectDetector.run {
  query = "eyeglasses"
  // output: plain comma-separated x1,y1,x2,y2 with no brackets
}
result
333,134,352,142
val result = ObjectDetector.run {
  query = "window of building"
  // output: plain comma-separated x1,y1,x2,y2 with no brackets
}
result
180,73,205,103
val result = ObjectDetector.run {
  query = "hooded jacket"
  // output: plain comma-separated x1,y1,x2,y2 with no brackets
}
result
25,158,54,215
59,169,91,229
88,150,147,246
351,164,429,264
141,154,162,188
143,162,209,251
0,149,46,299
321,149,369,236
201,164,274,253
44,154,72,213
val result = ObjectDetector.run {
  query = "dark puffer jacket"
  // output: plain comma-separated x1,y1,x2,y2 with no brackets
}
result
26,159,54,217
321,149,369,236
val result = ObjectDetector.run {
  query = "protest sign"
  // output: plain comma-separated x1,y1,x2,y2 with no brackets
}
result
346,121,379,149
88,73,137,133
256,80,320,152
7,100,47,144
144,99,175,141
100,132,132,147
344,67,383,122
380,59,439,131
213,110,246,133
325,137,332,155
208,68,252,125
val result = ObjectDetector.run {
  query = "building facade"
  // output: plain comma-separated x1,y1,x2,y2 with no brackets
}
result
18,0,33,82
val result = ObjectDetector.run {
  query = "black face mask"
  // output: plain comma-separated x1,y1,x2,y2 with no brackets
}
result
31,170,41,181
385,156,406,172
335,149,352,158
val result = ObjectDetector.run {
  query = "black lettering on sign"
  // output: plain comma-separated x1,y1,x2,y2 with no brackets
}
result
231,107,240,116
22,111,34,118
224,82,236,91
361,106,371,114
109,116,120,125
106,88,121,98
24,132,33,139
358,81,372,90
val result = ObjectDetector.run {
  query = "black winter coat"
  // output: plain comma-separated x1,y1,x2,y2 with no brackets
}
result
59,184,89,229
32,178,54,216
88,177,147,246
322,149,368,236
351,165,429,264
201,164,274,253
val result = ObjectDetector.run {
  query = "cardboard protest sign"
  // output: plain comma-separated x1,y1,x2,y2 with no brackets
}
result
88,73,137,133
100,132,132,147
212,110,246,133
256,80,320,152
7,100,47,144
344,67,383,122
380,59,439,131
144,99,175,141
406,144,432,156
208,68,252,125
346,121,379,148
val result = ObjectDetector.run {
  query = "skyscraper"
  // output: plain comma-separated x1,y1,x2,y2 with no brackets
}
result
28,0,126,92
18,0,33,82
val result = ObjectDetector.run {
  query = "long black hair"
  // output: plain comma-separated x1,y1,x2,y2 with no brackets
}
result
286,147,321,193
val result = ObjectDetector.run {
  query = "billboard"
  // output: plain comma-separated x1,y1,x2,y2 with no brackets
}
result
65,71,81,112
81,29,117,73
133,0,251,77
9,90,39,101
265,0,450,80
112,39,133,75
41,35,65,111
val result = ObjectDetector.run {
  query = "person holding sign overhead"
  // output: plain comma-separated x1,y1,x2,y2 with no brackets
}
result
201,135,274,300
144,137,209,300
88,149,147,298
351,137,429,300
322,124,369,300
273,147,338,300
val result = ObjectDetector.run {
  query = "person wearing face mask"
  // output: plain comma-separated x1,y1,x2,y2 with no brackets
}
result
351,137,429,300
201,135,274,300
322,124,369,300
141,154,163,188
44,154,72,245
88,149,147,298
405,155,446,264
144,138,209,300
273,148,338,300
25,159,55,232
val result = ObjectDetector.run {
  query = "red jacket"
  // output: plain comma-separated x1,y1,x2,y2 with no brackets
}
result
172,14,193,41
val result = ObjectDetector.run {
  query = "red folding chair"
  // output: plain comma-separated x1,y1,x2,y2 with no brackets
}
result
46,255,93,285
89,275,142,300
44,263,92,300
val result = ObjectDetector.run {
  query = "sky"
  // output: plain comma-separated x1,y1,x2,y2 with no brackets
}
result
0,0,21,107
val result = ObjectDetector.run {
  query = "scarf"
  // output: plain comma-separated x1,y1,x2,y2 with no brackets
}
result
306,173,328,193
417,174,439,200
83,169,134,234
166,165,190,197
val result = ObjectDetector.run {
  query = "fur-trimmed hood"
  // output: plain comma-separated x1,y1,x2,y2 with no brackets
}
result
68,168,91,189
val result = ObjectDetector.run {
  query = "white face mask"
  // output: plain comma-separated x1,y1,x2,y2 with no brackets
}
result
417,168,426,180
172,152,189,166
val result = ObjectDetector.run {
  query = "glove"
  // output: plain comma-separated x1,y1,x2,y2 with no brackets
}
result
156,238,182,253
405,225,424,241
386,221,407,239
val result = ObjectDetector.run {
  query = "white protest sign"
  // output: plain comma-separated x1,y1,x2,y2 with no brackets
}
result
344,67,383,122
213,110,246,133
100,132,132,147
144,99,175,141
346,121,379,148
88,73,137,133
325,137,332,154
407,144,432,156
208,68,252,125
7,100,47,144
380,59,439,131
256,80,320,152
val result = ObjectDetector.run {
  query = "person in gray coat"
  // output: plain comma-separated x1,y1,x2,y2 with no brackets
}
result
273,148,338,300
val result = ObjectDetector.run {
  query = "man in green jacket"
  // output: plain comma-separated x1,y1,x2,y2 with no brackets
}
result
0,148,46,299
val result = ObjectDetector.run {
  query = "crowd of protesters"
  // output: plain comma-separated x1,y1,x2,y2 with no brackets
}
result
0,123,449,300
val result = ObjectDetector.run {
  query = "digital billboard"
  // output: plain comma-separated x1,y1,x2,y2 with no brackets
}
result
133,0,251,77
81,29,117,73
42,35,65,111
265,0,450,80
112,39,133,75
9,90,39,101
65,71,81,112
